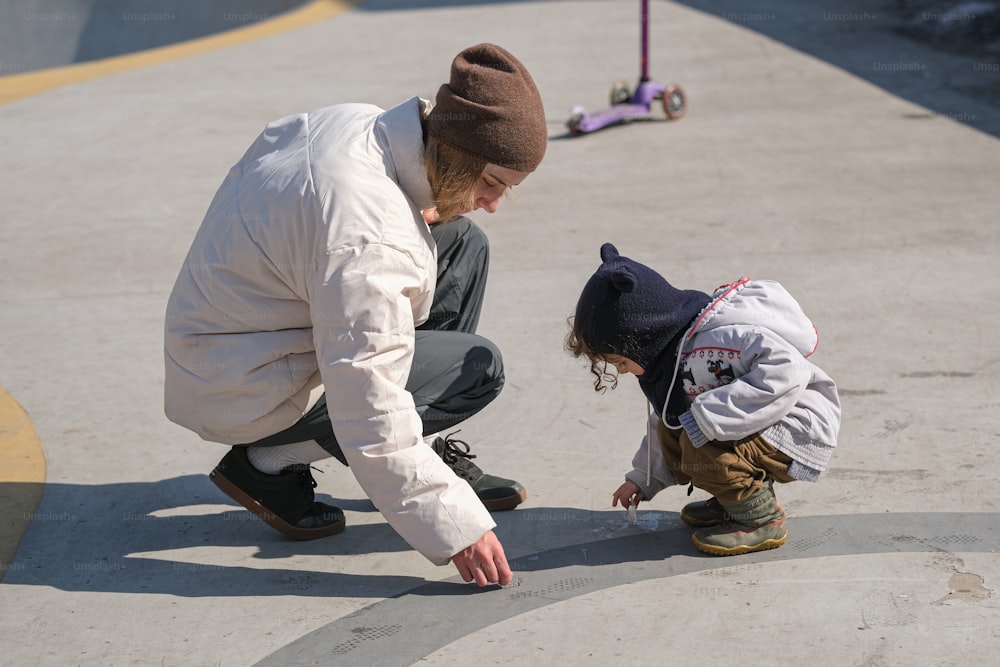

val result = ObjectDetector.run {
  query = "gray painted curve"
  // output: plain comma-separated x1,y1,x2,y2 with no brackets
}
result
256,511,999,665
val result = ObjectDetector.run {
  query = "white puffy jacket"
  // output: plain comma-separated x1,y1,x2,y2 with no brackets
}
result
164,97,495,564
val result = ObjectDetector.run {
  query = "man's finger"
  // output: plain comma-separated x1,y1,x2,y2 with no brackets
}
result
488,543,513,587
479,562,497,587
494,558,513,586
472,563,490,587
453,556,474,583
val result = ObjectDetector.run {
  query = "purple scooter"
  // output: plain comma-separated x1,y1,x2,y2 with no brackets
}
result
567,0,686,136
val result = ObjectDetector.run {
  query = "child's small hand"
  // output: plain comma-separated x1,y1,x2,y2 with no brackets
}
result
612,481,644,509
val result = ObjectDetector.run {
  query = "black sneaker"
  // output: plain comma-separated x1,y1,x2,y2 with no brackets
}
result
210,447,345,540
431,433,527,511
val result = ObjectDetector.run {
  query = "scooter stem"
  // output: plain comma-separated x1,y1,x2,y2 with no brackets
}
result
639,0,650,82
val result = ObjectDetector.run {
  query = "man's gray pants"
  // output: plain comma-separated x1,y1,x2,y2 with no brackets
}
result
240,217,503,465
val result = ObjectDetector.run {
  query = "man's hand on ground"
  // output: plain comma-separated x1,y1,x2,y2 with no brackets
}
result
451,529,512,587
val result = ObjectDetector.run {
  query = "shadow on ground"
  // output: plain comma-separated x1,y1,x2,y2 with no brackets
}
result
0,0,311,75
673,0,1000,138
0,476,420,598
1,475,690,599
6,473,997,612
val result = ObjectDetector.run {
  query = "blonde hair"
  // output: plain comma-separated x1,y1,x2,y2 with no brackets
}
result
421,100,487,222
423,133,485,222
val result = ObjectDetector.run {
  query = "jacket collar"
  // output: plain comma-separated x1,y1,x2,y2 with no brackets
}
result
375,97,436,211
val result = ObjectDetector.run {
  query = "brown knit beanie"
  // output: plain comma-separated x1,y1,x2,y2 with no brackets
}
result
427,43,547,172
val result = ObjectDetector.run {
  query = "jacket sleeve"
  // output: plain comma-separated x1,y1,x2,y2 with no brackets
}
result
310,244,495,565
681,327,812,445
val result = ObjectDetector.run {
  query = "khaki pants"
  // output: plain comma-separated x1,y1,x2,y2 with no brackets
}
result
656,421,796,505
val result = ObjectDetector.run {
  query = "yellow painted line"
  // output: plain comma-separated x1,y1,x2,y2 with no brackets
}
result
0,387,46,582
0,0,363,107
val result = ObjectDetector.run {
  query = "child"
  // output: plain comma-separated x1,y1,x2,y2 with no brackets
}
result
567,244,841,555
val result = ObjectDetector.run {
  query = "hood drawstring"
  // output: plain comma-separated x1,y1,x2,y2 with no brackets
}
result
660,320,696,430
645,403,653,488
659,279,748,429
646,317,697,486
647,320,695,487
643,277,751,491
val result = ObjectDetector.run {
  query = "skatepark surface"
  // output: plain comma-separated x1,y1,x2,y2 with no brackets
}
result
1,0,998,665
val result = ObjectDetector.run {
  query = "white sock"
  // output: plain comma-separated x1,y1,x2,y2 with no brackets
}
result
246,440,332,474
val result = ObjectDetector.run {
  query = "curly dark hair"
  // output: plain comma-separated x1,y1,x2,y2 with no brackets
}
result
565,316,621,393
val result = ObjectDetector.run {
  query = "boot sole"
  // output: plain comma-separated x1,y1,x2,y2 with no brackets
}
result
481,488,527,512
210,468,345,541
691,532,787,556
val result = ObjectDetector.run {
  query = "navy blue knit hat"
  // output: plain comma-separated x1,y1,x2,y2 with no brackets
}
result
573,243,711,371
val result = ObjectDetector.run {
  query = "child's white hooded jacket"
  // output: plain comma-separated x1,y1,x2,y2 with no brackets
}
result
626,277,841,500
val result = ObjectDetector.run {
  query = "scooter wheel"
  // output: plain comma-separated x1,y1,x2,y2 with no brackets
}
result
567,112,584,136
609,80,632,106
662,84,686,120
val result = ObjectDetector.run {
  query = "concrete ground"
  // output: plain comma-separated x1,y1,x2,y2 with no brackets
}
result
1,0,998,665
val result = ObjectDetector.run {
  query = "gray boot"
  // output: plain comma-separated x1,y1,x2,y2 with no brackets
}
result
691,481,786,556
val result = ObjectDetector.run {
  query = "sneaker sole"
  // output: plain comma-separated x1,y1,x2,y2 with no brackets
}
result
691,532,788,556
481,488,527,512
210,468,345,541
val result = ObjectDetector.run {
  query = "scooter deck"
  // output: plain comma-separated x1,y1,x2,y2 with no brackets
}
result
573,102,652,134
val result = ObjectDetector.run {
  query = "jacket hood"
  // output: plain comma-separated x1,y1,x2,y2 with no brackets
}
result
574,243,711,371
690,278,819,358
